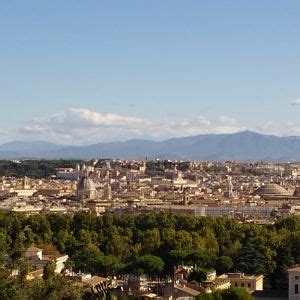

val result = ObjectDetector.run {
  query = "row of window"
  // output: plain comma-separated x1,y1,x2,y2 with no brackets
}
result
234,282,251,288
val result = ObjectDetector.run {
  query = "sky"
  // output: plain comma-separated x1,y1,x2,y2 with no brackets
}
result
1,0,300,145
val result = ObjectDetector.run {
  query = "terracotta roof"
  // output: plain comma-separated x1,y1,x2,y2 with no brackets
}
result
175,284,201,297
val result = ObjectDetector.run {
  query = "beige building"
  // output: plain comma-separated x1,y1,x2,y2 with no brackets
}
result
224,272,264,293
85,200,106,215
14,176,37,197
288,266,300,300
203,270,231,292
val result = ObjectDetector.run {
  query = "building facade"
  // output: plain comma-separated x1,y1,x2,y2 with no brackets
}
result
288,267,300,300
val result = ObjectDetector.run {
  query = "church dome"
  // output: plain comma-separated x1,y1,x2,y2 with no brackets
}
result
77,176,96,192
253,183,290,197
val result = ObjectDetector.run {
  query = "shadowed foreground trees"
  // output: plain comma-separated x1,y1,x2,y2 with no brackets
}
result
0,211,299,295
0,272,85,300
197,287,254,300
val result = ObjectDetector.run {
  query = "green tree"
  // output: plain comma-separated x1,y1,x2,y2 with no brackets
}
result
221,287,254,300
235,242,266,274
197,287,254,300
215,256,233,275
271,241,295,289
131,255,165,276
43,261,56,281
188,268,209,283
173,230,193,251
141,228,161,253
105,233,131,258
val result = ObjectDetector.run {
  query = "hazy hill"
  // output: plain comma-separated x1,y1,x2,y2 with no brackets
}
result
1,131,300,161
0,141,65,159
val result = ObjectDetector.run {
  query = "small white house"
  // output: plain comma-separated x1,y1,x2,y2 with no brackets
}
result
24,246,68,274
288,266,300,300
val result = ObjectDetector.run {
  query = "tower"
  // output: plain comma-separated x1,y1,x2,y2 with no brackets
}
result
227,176,234,198
76,163,80,180
23,176,30,189
104,182,112,200
182,188,190,205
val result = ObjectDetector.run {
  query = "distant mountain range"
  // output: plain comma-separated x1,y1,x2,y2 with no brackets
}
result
1,131,300,161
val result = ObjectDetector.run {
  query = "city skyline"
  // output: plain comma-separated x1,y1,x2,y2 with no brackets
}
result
1,1,300,144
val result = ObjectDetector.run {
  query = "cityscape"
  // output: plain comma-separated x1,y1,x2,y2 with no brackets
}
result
1,1,300,300
0,158,299,299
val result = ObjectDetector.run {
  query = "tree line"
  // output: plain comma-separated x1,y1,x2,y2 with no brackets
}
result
0,211,299,298
0,160,84,178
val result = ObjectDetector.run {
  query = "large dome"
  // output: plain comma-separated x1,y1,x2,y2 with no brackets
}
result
253,183,291,197
77,176,96,192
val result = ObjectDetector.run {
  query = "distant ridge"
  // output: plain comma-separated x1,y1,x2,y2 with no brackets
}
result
1,131,300,161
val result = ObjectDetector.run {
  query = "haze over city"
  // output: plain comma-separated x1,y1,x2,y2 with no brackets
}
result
1,1,300,145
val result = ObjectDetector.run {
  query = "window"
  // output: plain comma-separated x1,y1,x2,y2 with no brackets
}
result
248,283,251,288
296,276,299,280
235,283,237,287
295,284,299,294
241,283,244,287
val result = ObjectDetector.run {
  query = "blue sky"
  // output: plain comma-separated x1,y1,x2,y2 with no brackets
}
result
1,1,300,144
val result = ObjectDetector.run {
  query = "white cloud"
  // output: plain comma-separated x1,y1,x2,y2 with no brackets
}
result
14,107,300,144
254,121,300,136
0,106,297,145
218,116,237,126
20,108,147,144
0,129,11,144
291,98,300,105
57,108,146,128
17,107,242,145
212,116,242,133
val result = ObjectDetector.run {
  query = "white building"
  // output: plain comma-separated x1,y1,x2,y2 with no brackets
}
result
288,266,300,300
24,246,68,274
